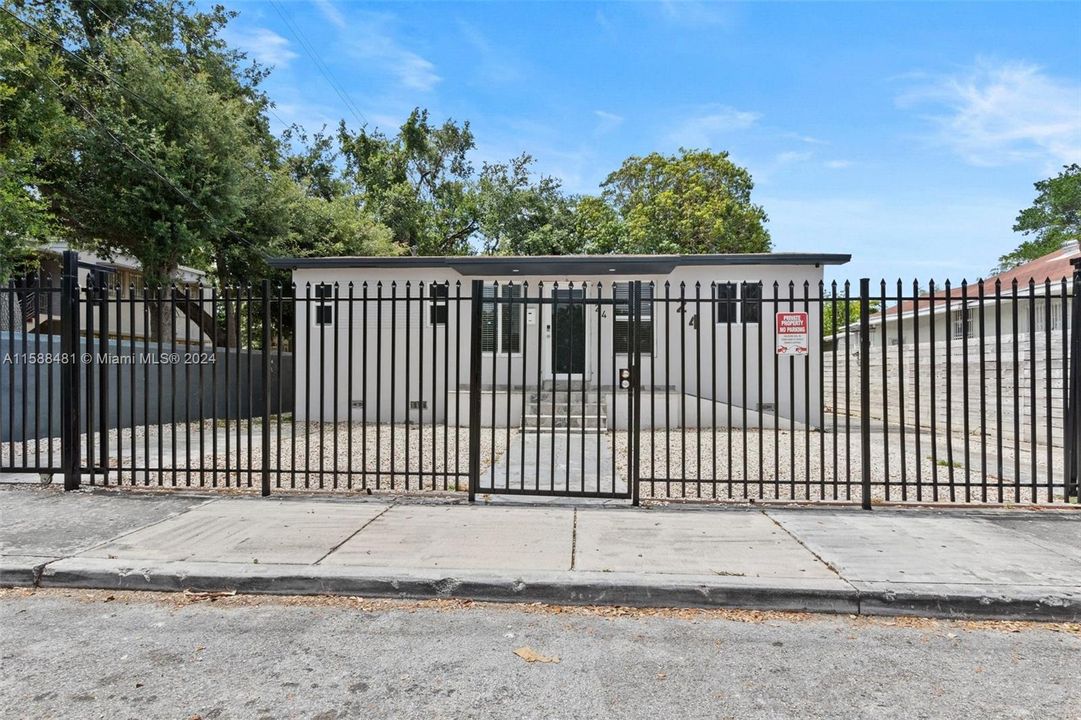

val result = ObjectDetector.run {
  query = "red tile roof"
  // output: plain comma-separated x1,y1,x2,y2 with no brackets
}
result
876,242,1077,320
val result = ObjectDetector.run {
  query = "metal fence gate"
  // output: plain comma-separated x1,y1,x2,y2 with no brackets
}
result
2,251,1080,508
467,280,643,501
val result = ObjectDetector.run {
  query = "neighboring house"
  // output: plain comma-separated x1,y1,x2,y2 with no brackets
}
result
270,253,851,430
843,241,1077,349
4,243,209,343
823,242,1076,447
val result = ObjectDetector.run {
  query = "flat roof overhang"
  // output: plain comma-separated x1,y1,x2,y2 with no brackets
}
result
268,253,852,275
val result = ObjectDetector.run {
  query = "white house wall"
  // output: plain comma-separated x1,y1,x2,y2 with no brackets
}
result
291,263,826,429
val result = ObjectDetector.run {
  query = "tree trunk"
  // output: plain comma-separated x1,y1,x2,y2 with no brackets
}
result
146,289,175,345
173,287,237,348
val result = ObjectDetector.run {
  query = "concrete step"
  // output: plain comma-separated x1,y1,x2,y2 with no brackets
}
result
529,392,610,402
526,402,607,415
541,379,591,391
524,414,608,430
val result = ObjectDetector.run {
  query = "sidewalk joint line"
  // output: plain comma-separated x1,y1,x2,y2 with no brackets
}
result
58,494,221,561
760,508,862,610
313,503,394,566
570,508,578,571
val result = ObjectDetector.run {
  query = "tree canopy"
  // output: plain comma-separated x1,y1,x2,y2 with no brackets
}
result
1,0,776,292
338,109,567,256
1,0,394,286
491,150,773,257
599,149,772,255
997,164,1081,272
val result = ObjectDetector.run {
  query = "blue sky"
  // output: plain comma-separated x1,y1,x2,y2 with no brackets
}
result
216,1,1081,282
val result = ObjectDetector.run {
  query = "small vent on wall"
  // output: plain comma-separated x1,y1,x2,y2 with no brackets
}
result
351,401,364,409
409,400,428,410
758,402,776,412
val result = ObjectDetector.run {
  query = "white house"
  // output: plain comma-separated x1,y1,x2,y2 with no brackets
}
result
269,253,851,431
844,241,1077,349
824,242,1075,449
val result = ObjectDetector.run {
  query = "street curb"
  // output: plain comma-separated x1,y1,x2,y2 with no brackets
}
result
36,558,859,615
0,557,51,588
22,558,1081,621
854,582,1081,622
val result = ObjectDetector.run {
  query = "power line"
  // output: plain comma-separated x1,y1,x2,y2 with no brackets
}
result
3,6,182,124
268,0,369,129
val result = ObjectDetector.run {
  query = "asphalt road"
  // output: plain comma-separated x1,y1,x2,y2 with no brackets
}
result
1,590,1078,720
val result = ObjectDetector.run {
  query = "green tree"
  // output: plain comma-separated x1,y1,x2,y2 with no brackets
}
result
997,164,1081,271
598,148,771,254
339,109,478,255
0,10,69,279
574,195,627,254
339,109,567,256
821,295,881,337
4,1,397,339
476,154,569,255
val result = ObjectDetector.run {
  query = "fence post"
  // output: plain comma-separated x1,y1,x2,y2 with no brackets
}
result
97,271,109,485
261,279,272,497
859,278,872,510
467,279,484,502
1067,260,1081,503
631,281,642,506
60,251,81,491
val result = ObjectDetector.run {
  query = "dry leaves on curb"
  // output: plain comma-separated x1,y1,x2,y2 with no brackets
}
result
514,646,560,664
183,589,237,603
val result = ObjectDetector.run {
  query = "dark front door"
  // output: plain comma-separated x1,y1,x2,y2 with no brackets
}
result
552,289,585,374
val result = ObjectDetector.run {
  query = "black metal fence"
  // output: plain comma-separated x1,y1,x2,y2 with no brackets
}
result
1,251,1078,507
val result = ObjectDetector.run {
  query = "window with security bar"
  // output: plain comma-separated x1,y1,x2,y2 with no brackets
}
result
613,283,653,354
480,284,522,353
1033,298,1063,332
952,306,973,339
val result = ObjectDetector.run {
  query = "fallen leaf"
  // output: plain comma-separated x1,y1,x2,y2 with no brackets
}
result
514,646,559,664
183,589,237,602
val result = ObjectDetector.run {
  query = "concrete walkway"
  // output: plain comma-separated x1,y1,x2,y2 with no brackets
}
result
1,485,1078,620
485,432,626,496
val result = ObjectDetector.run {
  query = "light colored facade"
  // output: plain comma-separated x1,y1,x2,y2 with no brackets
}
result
839,242,1076,350
823,243,1075,449
272,253,850,431
7,244,210,344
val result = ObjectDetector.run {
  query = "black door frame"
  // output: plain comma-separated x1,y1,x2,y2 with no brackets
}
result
551,287,586,376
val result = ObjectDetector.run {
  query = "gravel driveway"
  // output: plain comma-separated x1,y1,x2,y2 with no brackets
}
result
2,418,1066,503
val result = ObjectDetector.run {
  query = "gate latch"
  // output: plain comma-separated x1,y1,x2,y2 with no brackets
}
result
618,367,636,390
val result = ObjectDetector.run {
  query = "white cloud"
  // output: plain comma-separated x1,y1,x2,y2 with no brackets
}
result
824,160,853,169
897,59,1081,168
348,15,440,92
458,20,522,85
665,105,761,147
659,1,735,27
776,150,813,165
311,0,347,29
593,110,624,135
226,28,297,69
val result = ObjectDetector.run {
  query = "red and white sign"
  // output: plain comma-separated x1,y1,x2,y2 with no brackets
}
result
775,311,809,355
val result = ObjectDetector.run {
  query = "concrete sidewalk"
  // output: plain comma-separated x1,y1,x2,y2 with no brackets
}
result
1,485,1078,620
